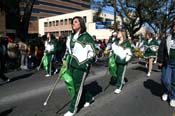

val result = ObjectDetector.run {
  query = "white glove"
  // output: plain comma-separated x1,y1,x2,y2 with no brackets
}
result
125,48,132,62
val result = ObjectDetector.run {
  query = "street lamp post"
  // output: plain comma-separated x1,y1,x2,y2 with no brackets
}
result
19,0,27,22
18,0,28,40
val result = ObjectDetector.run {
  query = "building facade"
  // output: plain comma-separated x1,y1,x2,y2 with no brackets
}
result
0,11,6,36
38,9,122,39
28,0,90,34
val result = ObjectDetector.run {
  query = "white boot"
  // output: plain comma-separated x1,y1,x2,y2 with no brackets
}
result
64,111,75,116
114,88,121,94
83,102,90,108
147,72,151,77
45,74,51,77
84,97,95,108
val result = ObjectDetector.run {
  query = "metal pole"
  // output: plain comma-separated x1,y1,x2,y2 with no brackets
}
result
43,74,61,106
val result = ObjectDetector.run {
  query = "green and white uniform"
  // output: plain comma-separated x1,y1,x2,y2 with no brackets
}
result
143,38,159,59
109,39,132,90
62,32,96,113
44,38,57,74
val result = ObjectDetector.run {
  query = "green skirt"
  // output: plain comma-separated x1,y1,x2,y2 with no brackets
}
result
144,51,156,59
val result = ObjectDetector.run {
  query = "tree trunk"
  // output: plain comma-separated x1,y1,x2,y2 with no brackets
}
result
17,0,35,41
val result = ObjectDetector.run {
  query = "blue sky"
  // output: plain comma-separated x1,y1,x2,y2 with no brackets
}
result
91,0,166,33
91,0,114,14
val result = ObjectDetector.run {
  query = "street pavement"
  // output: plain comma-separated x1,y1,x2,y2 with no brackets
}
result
0,59,175,116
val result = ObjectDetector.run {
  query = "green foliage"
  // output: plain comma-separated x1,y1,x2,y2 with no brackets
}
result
100,0,175,37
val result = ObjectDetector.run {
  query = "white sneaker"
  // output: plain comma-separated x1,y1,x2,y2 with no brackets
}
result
162,93,168,101
154,60,157,64
114,89,121,94
64,111,74,116
45,74,51,77
84,97,95,108
147,72,151,77
170,100,175,107
84,102,90,107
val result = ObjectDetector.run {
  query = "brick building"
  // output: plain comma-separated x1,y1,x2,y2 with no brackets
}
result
0,11,6,36
28,0,90,34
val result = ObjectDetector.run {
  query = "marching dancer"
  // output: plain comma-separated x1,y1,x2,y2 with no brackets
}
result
44,33,57,77
108,29,132,94
143,30,159,77
60,16,96,116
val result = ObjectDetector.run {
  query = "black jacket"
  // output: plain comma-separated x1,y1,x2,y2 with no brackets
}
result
157,35,171,66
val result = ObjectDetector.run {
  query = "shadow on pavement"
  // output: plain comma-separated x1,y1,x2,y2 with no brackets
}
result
143,79,164,97
85,81,103,97
0,107,15,116
0,72,34,86
138,60,146,66
133,66,147,73
78,81,102,112
10,73,34,82
152,68,161,72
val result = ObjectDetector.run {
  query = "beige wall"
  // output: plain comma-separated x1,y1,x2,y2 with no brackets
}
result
39,10,116,39
28,20,38,34
44,25,72,32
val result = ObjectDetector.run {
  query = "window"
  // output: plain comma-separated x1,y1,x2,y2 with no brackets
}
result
53,21,55,26
49,21,52,27
55,31,59,37
69,18,72,25
44,22,48,27
56,20,59,26
83,16,87,23
64,19,67,25
60,20,63,25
